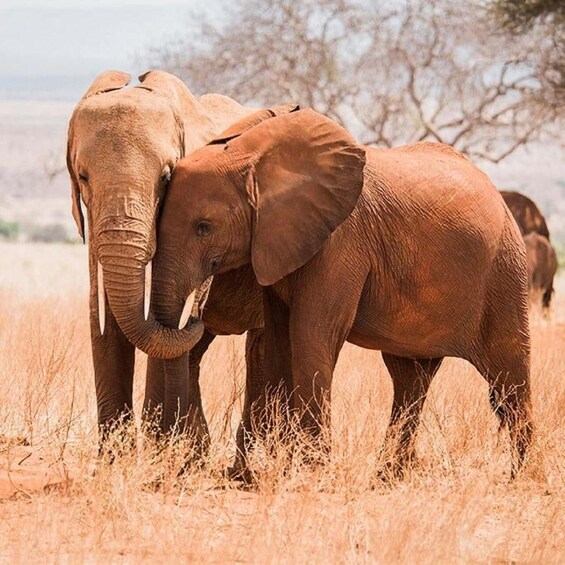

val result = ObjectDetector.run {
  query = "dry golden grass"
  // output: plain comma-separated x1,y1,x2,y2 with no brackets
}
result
0,242,563,563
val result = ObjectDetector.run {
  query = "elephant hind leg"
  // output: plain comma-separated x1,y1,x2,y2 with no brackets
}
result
472,349,533,479
379,354,443,479
472,270,533,478
230,328,271,482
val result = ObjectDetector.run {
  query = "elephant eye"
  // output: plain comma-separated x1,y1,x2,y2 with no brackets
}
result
78,170,89,182
196,220,212,238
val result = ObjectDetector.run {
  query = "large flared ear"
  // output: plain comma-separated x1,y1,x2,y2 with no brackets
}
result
209,103,300,144
82,70,131,99
138,70,214,154
229,109,365,286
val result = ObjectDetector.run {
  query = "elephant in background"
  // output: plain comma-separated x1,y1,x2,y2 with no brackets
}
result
523,232,558,311
500,190,550,239
67,68,294,445
500,190,556,311
135,109,534,479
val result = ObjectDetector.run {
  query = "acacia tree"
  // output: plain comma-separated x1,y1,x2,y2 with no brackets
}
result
148,0,559,162
493,0,564,110
494,0,564,28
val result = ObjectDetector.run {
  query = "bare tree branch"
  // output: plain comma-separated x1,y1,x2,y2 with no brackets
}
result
144,0,561,162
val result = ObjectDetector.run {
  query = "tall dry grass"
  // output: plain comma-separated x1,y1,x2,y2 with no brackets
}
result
0,242,563,563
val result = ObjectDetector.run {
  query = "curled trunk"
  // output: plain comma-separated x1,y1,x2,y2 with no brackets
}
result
98,241,203,433
98,246,203,359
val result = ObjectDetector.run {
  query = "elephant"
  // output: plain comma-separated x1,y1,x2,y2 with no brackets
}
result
66,68,295,445
132,109,534,479
500,190,550,240
523,232,558,311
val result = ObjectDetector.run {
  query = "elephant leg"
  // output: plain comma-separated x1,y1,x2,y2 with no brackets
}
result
281,267,365,461
232,328,270,475
472,348,533,479
186,329,215,457
287,299,361,459
143,331,214,436
143,357,166,434
229,290,293,481
380,354,443,478
472,262,534,479
90,300,136,454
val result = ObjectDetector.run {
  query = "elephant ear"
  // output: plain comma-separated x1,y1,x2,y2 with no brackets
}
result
230,109,366,286
138,70,215,154
67,144,84,242
209,104,300,144
66,116,84,242
82,70,131,99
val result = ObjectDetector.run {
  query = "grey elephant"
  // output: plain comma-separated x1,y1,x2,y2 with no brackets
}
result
67,68,294,447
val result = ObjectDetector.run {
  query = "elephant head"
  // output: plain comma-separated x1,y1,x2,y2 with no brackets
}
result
135,109,365,357
67,70,216,358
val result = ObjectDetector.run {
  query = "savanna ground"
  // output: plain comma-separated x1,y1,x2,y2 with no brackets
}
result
0,242,563,563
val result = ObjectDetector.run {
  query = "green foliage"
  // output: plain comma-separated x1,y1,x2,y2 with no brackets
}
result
492,0,564,109
28,223,70,244
0,218,20,241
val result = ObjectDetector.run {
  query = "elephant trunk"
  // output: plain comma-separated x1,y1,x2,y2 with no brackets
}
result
98,242,204,360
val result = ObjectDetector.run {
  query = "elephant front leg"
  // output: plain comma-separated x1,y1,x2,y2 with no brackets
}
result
143,331,214,459
289,340,336,461
186,330,215,458
90,299,135,455
287,272,364,464
142,357,166,436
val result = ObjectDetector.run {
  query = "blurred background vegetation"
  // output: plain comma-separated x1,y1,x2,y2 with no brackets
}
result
148,0,564,162
0,0,563,244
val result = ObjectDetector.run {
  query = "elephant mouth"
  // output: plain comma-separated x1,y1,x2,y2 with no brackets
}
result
178,277,213,329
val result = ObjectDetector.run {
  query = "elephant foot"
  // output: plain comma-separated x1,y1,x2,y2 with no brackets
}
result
373,452,417,486
177,445,209,477
97,417,137,463
225,462,255,488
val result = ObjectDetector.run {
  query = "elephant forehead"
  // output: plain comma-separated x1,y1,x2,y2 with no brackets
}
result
172,167,222,199
74,98,178,151
175,147,236,186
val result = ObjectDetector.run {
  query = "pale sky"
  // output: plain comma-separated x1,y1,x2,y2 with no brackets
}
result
0,0,190,9
0,0,218,99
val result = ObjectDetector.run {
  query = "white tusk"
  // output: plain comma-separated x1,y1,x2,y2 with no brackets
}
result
144,261,152,321
97,261,106,335
198,277,213,316
178,290,196,330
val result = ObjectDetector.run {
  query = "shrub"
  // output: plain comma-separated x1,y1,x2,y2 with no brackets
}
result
0,218,20,241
